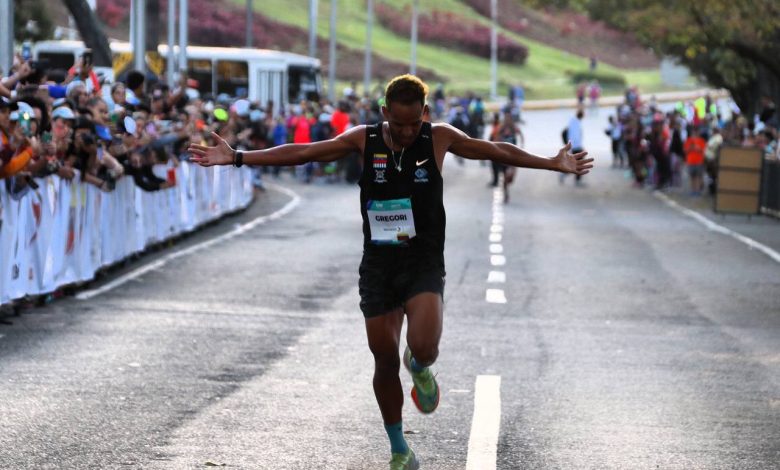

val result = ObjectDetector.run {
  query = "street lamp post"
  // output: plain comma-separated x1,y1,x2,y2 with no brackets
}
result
410,0,418,75
132,0,146,72
0,0,13,77
490,0,497,100
167,0,176,86
328,0,337,102
309,0,318,58
364,0,373,97
178,0,188,77
246,0,253,48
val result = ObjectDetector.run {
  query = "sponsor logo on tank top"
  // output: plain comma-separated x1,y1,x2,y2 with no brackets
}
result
414,168,429,183
374,169,387,184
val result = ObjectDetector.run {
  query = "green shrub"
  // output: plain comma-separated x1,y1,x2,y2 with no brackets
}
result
567,70,626,87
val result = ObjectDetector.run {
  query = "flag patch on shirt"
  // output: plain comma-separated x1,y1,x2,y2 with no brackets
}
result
373,153,388,169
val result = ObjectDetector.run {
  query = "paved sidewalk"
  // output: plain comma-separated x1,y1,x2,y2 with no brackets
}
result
489,88,731,111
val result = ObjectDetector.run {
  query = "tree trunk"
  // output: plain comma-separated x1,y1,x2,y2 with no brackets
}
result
62,0,112,67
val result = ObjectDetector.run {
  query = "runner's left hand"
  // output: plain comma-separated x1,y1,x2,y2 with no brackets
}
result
554,142,593,175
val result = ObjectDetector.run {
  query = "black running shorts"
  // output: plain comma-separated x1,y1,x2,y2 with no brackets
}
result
358,248,445,318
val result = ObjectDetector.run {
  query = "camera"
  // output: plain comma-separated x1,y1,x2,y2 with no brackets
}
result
24,174,39,190
19,112,33,137
21,42,31,61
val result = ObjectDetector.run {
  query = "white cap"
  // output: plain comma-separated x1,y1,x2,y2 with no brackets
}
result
52,106,76,120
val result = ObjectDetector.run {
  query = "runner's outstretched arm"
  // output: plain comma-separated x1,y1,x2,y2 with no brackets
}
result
188,125,364,167
439,123,593,176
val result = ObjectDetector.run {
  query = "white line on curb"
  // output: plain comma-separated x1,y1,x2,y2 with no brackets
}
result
466,375,502,470
653,191,780,264
76,184,301,300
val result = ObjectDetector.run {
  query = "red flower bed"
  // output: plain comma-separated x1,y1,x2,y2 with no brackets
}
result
463,0,657,68
375,3,528,65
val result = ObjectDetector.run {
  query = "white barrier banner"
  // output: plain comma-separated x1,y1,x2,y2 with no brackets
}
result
0,164,253,306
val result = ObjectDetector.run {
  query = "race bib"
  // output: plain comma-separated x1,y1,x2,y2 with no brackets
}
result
367,198,416,245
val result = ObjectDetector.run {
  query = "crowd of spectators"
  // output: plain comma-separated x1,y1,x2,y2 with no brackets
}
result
604,89,779,195
0,51,401,202
0,51,194,199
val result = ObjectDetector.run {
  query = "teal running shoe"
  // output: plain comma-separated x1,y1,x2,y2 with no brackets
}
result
403,346,440,414
390,448,420,470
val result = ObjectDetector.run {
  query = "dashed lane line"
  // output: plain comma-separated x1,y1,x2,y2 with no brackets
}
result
466,375,502,470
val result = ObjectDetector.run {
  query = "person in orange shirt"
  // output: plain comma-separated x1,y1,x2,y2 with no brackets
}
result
684,128,707,195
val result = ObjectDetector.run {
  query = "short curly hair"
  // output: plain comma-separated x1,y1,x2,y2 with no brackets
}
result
385,74,428,110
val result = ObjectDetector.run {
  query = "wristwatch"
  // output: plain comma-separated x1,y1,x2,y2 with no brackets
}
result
234,150,244,167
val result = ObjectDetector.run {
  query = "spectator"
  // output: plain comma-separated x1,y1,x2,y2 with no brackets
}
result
684,128,707,196
560,109,585,186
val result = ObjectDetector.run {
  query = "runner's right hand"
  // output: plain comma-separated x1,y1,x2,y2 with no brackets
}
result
188,132,235,167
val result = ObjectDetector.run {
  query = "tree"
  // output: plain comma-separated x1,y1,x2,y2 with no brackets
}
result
14,0,54,42
584,0,780,116
63,0,113,67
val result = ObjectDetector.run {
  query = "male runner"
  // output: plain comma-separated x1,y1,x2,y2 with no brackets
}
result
189,74,592,469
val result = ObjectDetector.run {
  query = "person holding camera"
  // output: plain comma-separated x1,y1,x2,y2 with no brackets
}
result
65,50,100,96
68,118,123,192
0,56,33,98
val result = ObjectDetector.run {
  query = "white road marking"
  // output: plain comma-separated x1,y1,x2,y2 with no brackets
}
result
466,375,502,470
487,271,506,283
489,244,503,254
490,224,503,233
485,289,507,304
490,255,506,266
489,233,502,243
654,191,780,264
76,184,301,300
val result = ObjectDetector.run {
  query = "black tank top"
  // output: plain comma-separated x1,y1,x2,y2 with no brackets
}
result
359,122,445,258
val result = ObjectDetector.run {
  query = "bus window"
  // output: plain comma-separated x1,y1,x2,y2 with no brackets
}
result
288,66,320,103
38,52,75,71
216,60,248,98
187,59,214,97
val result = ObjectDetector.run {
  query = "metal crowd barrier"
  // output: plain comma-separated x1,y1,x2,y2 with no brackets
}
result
0,163,253,306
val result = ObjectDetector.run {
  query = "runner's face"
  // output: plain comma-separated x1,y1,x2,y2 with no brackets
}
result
383,102,426,148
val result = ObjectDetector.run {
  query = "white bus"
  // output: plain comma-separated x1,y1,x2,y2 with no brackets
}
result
32,40,322,110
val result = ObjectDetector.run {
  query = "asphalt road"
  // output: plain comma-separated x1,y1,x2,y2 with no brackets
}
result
0,107,778,469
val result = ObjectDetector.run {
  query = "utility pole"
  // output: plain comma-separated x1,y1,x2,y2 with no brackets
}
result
246,0,253,48
490,0,497,100
410,0,419,75
167,0,176,86
0,0,12,77
132,0,146,72
178,0,188,75
309,0,318,58
328,0,337,102
364,0,373,97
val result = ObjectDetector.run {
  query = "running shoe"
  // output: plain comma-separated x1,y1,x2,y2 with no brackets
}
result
390,448,420,470
403,346,440,414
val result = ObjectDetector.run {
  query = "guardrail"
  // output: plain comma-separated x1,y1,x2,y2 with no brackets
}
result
1,164,253,306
